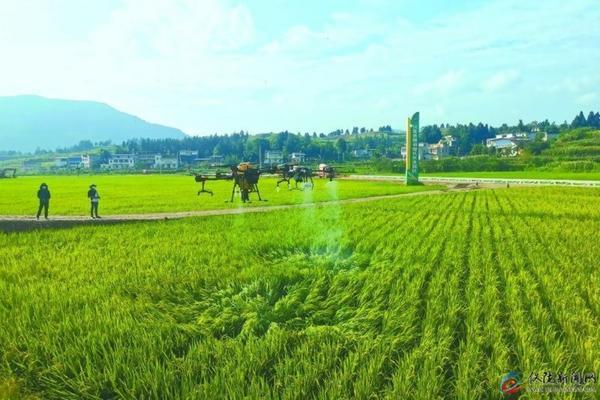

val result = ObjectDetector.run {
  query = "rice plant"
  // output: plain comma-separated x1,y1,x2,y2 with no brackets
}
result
0,186,598,399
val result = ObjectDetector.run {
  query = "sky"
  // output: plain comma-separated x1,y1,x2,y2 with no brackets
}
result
0,0,599,135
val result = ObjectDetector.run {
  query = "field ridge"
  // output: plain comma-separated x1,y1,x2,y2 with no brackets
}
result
0,188,465,233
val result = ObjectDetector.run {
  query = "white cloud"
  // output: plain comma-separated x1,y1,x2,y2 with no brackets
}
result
577,92,598,105
414,70,466,95
552,76,600,94
482,70,520,92
0,0,599,133
261,12,387,58
91,0,254,56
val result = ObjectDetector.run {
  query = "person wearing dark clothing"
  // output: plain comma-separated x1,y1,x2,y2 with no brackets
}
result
87,184,101,218
36,183,51,220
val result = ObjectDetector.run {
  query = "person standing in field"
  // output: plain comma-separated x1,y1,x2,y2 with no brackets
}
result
36,183,51,220
87,184,101,219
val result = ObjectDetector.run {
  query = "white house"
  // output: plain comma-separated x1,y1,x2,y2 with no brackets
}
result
485,132,534,157
401,143,432,160
289,152,306,164
179,150,199,166
54,155,91,169
264,150,283,165
108,154,135,169
134,154,157,169
486,138,519,156
487,132,531,145
351,149,372,159
428,135,457,160
81,155,91,169
54,158,68,168
154,155,179,170
196,155,225,166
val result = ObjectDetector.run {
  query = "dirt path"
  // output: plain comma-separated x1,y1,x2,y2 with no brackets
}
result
0,187,473,233
345,174,600,187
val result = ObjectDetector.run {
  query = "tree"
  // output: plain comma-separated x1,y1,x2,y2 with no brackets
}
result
470,144,488,155
421,125,442,144
587,111,600,128
525,139,549,155
213,143,224,156
571,111,587,128
335,138,348,161
284,134,301,154
98,149,112,164
547,124,559,135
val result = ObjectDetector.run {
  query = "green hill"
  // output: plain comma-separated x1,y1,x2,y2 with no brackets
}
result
0,95,186,152
543,128,600,158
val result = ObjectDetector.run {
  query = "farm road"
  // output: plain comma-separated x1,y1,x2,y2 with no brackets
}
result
345,174,600,187
0,186,475,233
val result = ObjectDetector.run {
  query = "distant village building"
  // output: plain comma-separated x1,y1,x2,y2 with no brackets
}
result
196,155,225,166
351,149,373,159
81,155,91,169
178,150,199,166
264,150,283,165
486,138,518,156
154,155,179,170
401,143,432,161
54,155,91,169
427,135,457,160
289,152,306,164
108,154,135,169
486,133,532,157
54,157,68,168
133,154,156,169
486,133,531,145
21,159,42,172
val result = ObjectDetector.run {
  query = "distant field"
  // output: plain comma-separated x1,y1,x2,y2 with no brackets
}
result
0,175,441,216
0,186,598,399
421,170,600,180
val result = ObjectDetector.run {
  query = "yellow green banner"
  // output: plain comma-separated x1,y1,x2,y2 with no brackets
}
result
405,112,420,185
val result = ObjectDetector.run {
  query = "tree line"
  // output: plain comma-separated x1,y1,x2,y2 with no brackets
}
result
18,110,598,162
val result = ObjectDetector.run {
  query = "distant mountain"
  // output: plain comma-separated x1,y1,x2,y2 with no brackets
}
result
0,95,186,151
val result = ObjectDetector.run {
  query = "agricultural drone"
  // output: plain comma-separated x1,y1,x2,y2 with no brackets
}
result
193,162,342,201
272,164,314,190
270,163,338,190
194,162,264,203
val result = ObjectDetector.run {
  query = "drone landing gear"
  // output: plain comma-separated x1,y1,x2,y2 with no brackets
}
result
197,180,213,196
227,184,267,203
254,185,266,202
276,178,292,190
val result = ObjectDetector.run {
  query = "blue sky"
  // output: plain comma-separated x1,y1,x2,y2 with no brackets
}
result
0,0,598,135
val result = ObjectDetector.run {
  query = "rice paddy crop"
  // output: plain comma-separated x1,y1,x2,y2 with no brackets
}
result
0,175,440,216
0,186,598,399
421,170,600,181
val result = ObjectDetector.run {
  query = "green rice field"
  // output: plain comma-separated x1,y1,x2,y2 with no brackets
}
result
0,175,440,216
1,186,598,399
421,170,600,181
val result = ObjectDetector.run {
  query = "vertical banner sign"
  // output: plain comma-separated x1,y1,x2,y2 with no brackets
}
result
405,112,420,185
